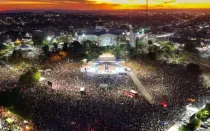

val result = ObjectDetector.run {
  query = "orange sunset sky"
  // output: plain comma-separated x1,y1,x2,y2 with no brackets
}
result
0,0,210,11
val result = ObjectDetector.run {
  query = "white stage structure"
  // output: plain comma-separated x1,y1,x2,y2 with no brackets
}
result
81,53,130,74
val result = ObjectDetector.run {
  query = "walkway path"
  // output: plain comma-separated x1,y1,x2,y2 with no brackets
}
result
127,72,154,104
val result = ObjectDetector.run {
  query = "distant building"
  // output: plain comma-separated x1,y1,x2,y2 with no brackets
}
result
22,33,32,42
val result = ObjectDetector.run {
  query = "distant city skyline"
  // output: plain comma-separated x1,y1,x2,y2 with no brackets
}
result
0,0,210,11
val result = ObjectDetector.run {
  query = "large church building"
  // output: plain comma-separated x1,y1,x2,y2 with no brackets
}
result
75,22,137,47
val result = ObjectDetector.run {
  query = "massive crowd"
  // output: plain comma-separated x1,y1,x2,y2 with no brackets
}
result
0,60,208,131
0,66,21,91
0,106,34,131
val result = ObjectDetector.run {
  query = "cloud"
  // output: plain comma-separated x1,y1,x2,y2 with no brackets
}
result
0,0,210,10
0,1,54,5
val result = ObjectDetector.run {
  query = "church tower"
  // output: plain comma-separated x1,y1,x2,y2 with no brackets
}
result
129,25,136,48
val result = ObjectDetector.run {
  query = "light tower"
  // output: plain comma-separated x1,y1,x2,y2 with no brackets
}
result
146,0,148,25
145,0,149,44
129,25,136,48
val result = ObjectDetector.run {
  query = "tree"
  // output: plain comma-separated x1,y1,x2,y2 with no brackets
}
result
136,39,145,47
41,40,47,45
188,117,201,130
82,40,90,49
32,35,44,45
196,37,201,47
0,44,9,50
19,67,41,85
183,42,199,54
179,125,191,131
148,40,153,45
148,44,162,60
205,103,210,112
12,49,22,59
162,42,175,54
87,51,99,61
69,41,83,52
82,40,100,61
63,42,68,52
120,44,132,59
53,43,58,51
196,109,209,121
113,45,121,59
42,45,50,57
58,33,72,43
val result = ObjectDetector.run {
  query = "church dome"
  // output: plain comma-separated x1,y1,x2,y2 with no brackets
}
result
119,24,131,31
95,21,105,32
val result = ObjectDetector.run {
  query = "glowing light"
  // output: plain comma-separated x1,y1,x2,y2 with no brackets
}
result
24,120,28,123
82,59,87,63
80,87,85,91
187,98,195,103
71,121,76,125
15,39,21,44
161,101,168,107
47,36,52,41
26,125,30,130
141,29,145,34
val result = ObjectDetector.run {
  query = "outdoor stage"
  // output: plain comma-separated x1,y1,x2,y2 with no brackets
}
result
80,53,153,104
80,53,131,74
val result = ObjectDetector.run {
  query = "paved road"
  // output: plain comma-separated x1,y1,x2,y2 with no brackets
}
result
167,105,205,131
167,121,182,131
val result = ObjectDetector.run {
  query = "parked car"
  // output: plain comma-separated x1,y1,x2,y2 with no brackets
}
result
196,128,206,131
200,124,208,129
0,60,6,67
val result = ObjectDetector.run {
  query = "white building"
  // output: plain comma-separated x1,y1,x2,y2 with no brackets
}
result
75,23,136,47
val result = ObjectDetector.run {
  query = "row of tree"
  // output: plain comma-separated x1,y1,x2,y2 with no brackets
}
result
179,103,210,131
41,40,101,61
135,38,200,64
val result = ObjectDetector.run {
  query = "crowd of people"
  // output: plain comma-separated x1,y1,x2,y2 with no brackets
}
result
0,60,208,131
0,106,34,130
0,66,21,92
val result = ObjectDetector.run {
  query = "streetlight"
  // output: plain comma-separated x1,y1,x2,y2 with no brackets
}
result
82,34,86,41
47,36,52,41
46,36,52,45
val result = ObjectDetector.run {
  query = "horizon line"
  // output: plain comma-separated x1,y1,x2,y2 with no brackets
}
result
1,8,210,11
